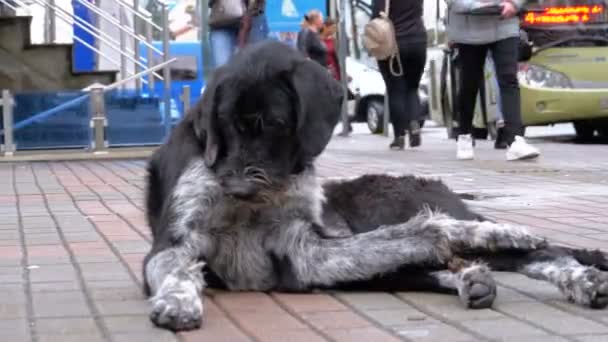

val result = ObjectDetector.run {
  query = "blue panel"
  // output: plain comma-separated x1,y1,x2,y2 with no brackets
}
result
266,0,327,48
72,0,96,72
8,91,91,150
104,89,166,146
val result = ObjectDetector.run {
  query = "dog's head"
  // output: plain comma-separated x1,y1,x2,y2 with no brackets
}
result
191,41,344,200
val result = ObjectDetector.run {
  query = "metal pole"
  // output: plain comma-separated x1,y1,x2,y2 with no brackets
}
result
119,6,128,88
45,0,56,43
133,0,142,93
383,92,390,137
200,0,212,79
89,87,107,153
161,3,172,136
1,90,16,156
145,20,155,90
181,85,191,114
337,0,350,137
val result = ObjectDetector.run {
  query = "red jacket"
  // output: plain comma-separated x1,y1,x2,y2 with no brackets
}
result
323,37,341,81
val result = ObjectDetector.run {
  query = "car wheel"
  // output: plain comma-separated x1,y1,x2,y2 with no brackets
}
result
366,99,385,134
573,121,595,140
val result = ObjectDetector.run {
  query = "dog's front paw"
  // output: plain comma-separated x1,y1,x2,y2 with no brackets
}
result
149,289,203,331
457,264,497,309
567,268,608,309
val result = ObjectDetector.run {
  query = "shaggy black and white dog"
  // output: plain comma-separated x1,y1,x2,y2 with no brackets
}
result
143,40,608,331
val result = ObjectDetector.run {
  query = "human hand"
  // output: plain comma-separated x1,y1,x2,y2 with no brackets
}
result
501,1,517,18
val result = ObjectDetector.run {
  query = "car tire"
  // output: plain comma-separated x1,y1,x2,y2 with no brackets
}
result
574,121,595,140
366,99,385,134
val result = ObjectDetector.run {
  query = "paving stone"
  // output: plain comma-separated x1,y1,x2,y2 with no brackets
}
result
35,317,99,335
29,264,78,283
335,292,413,310
497,302,608,335
363,308,433,327
37,333,105,342
575,335,608,342
95,299,150,316
461,317,549,339
274,293,348,313
327,326,402,342
32,291,91,318
301,311,371,330
391,321,478,342
0,318,29,339
396,292,505,321
111,331,178,342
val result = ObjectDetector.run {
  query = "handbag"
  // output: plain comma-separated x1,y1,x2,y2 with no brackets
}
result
362,0,403,76
451,0,504,15
209,0,247,27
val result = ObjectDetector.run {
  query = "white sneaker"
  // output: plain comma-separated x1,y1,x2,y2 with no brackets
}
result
506,136,540,161
457,134,474,160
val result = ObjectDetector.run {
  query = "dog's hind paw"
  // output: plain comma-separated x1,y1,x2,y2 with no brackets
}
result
149,288,203,331
457,264,497,309
568,268,608,309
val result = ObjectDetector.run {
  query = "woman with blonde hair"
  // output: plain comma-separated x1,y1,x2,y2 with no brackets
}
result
296,9,327,67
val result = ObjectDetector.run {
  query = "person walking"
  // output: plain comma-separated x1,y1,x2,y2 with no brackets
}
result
209,0,268,68
447,0,540,160
371,0,427,150
320,18,341,81
296,9,327,67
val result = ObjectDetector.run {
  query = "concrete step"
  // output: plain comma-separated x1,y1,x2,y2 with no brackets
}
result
0,15,117,92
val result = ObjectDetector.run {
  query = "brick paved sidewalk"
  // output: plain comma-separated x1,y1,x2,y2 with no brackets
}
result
2,126,608,342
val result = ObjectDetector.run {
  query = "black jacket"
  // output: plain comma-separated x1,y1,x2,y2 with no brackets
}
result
372,0,427,44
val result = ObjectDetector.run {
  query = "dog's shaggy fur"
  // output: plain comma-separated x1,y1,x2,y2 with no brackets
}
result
143,40,608,331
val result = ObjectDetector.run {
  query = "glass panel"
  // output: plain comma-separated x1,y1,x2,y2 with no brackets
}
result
104,89,167,147
4,91,91,150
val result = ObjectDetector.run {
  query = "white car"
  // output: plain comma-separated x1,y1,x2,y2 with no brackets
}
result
345,57,430,134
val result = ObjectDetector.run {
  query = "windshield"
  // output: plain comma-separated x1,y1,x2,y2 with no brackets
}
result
521,0,608,47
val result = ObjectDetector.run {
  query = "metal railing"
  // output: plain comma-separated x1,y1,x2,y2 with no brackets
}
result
0,0,172,91
0,58,177,156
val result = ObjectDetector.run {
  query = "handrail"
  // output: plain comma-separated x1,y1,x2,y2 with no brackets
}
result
116,0,163,31
75,0,164,56
0,58,177,135
105,57,177,91
0,0,20,12
29,0,164,81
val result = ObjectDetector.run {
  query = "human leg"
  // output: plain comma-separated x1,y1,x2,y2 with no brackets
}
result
209,27,238,67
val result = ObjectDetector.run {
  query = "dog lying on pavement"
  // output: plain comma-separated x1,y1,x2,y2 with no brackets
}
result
143,40,608,331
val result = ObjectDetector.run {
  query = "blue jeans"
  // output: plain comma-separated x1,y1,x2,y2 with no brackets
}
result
248,13,269,44
210,27,238,67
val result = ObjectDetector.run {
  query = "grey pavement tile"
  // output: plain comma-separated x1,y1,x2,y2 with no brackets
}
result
575,335,608,342
111,331,179,342
460,318,549,339
334,292,413,310
363,308,433,327
103,315,162,333
396,292,505,321
391,321,477,342
32,291,91,318
95,299,150,316
79,262,133,282
29,264,78,283
0,319,29,339
37,333,105,342
35,317,99,335
30,281,81,293
496,302,608,335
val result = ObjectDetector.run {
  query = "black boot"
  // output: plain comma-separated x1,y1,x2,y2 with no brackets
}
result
408,121,421,148
389,136,405,150
494,126,508,149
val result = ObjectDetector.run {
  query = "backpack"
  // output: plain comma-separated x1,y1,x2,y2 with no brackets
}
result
362,0,403,76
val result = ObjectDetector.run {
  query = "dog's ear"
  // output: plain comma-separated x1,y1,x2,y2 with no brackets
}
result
290,60,344,158
192,68,226,167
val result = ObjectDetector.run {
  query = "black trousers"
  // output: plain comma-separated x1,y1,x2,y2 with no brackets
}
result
378,42,427,137
457,37,523,144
